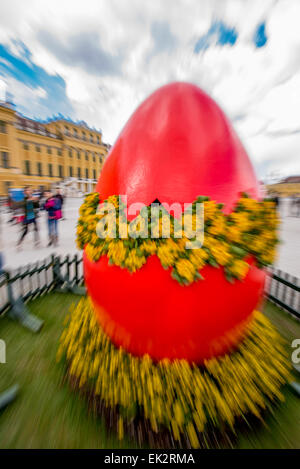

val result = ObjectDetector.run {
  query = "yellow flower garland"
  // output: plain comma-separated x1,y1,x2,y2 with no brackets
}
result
57,298,290,448
76,192,279,285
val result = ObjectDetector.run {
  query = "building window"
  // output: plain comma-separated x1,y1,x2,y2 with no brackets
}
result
69,149,73,158
92,152,95,162
48,163,53,177
74,128,78,138
96,136,100,144
57,148,62,156
36,145,41,152
37,162,43,177
85,151,89,161
47,147,52,154
93,169,96,180
65,126,70,136
90,134,93,143
100,156,103,164
0,121,7,133
77,167,81,178
85,168,89,179
59,165,63,178
23,143,29,150
77,150,81,159
82,131,86,141
4,181,11,195
1,152,9,169
69,166,73,177
24,160,31,175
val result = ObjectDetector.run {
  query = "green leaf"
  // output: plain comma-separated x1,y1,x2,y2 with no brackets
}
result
229,246,247,258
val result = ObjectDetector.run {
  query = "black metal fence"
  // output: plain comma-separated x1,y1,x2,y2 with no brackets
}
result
0,254,299,319
0,254,84,316
266,268,300,319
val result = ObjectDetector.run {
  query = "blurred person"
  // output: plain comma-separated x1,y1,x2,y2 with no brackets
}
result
7,193,15,224
273,193,280,209
17,187,40,249
44,191,60,246
0,228,3,276
296,194,300,218
55,187,64,220
290,194,300,217
0,252,3,275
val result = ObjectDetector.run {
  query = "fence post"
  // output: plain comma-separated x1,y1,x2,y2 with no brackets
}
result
5,270,13,307
74,254,79,285
266,268,300,318
0,385,19,411
5,269,44,333
52,253,85,295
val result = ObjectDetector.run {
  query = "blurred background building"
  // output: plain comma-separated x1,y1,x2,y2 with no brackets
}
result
0,83,110,197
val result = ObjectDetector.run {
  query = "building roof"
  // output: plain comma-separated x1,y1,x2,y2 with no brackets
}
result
45,116,102,135
0,101,109,145
281,176,300,184
15,114,60,140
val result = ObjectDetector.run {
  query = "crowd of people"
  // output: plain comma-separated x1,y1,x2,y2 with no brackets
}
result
6,186,65,250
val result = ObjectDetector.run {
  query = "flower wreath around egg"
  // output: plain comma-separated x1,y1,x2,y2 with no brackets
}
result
57,192,290,447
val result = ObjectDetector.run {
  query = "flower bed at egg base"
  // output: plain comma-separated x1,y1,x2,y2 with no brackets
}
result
57,297,291,449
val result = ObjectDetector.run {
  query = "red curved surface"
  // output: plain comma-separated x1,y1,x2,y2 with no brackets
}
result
85,82,264,362
85,254,266,362
97,82,259,217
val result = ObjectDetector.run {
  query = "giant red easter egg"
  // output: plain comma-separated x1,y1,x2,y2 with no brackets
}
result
84,82,265,363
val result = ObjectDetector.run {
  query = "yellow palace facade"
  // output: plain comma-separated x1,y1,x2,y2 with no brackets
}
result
0,100,110,197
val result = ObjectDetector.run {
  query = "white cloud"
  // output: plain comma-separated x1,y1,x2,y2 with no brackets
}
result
0,0,299,179
34,86,47,99
1,75,49,116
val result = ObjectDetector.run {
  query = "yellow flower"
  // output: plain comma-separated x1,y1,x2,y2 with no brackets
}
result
208,215,226,236
108,241,127,266
229,259,249,279
58,298,290,448
189,248,208,270
175,258,196,283
76,193,279,285
226,226,241,243
141,240,157,255
230,212,251,232
203,200,218,220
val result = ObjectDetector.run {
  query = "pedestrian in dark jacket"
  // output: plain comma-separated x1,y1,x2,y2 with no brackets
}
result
17,187,40,249
55,188,64,220
44,191,59,246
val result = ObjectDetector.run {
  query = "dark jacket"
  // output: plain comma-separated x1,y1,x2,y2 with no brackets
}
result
44,197,58,219
55,193,64,206
20,196,39,221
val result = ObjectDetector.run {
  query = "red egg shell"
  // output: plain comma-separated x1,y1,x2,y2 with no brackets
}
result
84,82,265,363
96,82,259,217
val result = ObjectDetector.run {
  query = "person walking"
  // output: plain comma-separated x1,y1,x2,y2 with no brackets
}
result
44,191,59,246
296,194,300,218
17,187,40,249
55,187,64,220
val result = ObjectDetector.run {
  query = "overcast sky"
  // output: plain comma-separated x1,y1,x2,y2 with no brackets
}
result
0,0,299,181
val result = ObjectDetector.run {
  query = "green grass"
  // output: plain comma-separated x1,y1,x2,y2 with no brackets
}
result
0,293,135,449
235,302,300,449
0,294,299,449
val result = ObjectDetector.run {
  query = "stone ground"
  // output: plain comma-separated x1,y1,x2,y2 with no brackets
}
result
0,197,82,270
0,197,299,278
275,198,300,278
